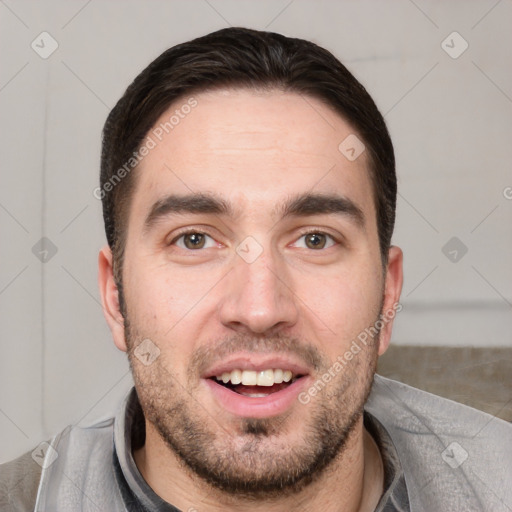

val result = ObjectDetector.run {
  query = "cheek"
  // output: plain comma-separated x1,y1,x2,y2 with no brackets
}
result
298,265,383,351
123,253,220,339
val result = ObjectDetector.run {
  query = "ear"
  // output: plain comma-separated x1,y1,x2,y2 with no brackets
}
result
377,246,403,356
98,245,127,352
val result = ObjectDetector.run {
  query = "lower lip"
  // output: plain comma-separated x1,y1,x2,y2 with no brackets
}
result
204,377,308,418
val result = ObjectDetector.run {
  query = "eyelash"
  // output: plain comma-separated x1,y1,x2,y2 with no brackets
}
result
297,228,337,240
169,228,339,249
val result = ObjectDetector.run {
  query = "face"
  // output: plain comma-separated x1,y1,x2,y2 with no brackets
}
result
100,88,402,498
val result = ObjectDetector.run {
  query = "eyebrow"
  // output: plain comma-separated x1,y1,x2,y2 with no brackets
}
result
144,193,233,232
143,192,365,232
277,192,365,227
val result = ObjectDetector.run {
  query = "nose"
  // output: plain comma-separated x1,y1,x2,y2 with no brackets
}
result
219,245,299,335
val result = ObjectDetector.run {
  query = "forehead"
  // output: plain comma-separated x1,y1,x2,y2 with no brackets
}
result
132,88,375,221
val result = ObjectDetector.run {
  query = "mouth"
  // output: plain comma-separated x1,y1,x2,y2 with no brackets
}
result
211,368,302,397
202,358,310,418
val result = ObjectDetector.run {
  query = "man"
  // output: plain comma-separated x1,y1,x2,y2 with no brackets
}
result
1,27,511,512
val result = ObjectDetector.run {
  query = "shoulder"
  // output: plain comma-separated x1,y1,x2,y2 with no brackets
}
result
0,417,117,512
366,374,512,510
0,447,43,512
368,373,512,437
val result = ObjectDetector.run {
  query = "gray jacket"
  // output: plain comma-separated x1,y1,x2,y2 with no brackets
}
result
1,375,511,511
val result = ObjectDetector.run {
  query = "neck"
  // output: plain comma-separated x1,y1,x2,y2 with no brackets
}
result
133,415,384,512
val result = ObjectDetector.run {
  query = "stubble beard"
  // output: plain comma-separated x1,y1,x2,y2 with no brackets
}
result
125,321,379,500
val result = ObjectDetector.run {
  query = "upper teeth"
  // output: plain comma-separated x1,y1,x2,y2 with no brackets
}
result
215,369,294,386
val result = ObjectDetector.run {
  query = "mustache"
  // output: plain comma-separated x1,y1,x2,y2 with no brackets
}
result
189,333,328,379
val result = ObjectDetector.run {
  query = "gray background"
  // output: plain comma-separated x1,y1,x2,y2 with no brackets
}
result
1,0,511,463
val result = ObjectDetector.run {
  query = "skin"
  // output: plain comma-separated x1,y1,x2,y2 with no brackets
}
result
98,88,403,512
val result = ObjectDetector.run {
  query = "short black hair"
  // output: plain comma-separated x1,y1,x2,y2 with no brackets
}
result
100,27,396,286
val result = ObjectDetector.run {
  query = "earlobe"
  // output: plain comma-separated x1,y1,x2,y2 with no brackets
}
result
98,245,127,352
378,246,403,356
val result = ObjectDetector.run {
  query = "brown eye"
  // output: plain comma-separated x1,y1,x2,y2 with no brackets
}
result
183,233,206,249
305,233,327,249
173,232,216,250
291,231,336,250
